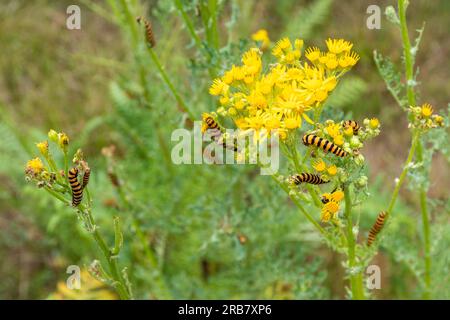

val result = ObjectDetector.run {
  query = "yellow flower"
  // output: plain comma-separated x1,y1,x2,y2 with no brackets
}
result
325,123,341,138
277,37,291,50
327,165,338,176
36,141,49,157
220,95,230,105
228,107,237,116
209,78,228,96
294,39,304,51
277,128,288,140
25,158,44,175
420,103,433,118
433,115,444,126
252,29,270,50
242,48,262,75
234,100,246,110
284,52,295,64
325,38,353,54
333,135,344,146
222,69,234,84
312,159,326,172
305,47,321,62
58,133,69,150
331,190,344,202
343,126,354,136
284,116,301,129
369,118,380,129
344,51,360,66
321,201,339,222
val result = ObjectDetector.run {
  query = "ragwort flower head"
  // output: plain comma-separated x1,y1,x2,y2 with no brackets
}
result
206,35,359,142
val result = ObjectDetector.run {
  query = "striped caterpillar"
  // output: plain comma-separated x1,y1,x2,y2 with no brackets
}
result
367,211,387,246
290,173,329,185
136,16,156,48
342,120,360,135
68,168,83,207
302,134,347,157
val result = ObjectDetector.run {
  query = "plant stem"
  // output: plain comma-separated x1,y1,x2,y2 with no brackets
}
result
398,0,431,297
398,0,416,107
344,185,365,300
271,175,326,236
386,132,418,217
416,141,431,299
84,207,130,299
146,47,196,121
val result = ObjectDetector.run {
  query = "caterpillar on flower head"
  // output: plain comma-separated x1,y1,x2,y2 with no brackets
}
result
68,167,83,207
367,211,387,247
343,120,360,135
136,16,156,48
302,134,347,158
202,113,237,151
290,173,329,185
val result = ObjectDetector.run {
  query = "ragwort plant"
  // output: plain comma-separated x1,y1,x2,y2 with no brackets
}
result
373,0,449,299
24,131,132,299
201,15,446,299
201,34,384,299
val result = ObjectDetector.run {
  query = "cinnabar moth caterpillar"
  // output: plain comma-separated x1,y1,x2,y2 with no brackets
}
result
367,211,387,246
290,173,329,185
343,120,360,134
82,168,90,189
202,113,237,151
302,134,347,157
136,16,156,48
68,168,83,207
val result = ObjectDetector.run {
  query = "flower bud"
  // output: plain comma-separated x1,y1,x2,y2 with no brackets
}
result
354,154,365,166
58,132,69,150
350,136,362,149
36,141,49,157
48,129,58,142
355,175,368,188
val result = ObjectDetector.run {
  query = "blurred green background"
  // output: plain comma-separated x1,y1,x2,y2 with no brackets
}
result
0,0,448,299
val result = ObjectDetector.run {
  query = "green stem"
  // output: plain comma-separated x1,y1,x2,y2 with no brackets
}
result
344,185,365,300
386,132,418,217
398,0,416,107
146,47,196,121
398,1,431,297
85,208,130,300
271,175,326,236
174,0,204,53
290,143,322,208
416,141,431,299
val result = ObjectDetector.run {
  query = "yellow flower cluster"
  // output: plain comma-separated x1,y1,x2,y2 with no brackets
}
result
312,158,338,176
252,29,270,50
320,189,345,222
208,37,359,141
408,103,444,130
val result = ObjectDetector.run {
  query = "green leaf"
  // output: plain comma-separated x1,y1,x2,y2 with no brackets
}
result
373,50,407,109
282,0,332,39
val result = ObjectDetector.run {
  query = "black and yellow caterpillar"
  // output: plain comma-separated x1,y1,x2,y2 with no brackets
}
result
290,173,329,185
202,113,237,151
302,134,347,157
136,16,156,48
68,167,83,207
82,168,91,189
343,120,360,135
367,211,387,246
